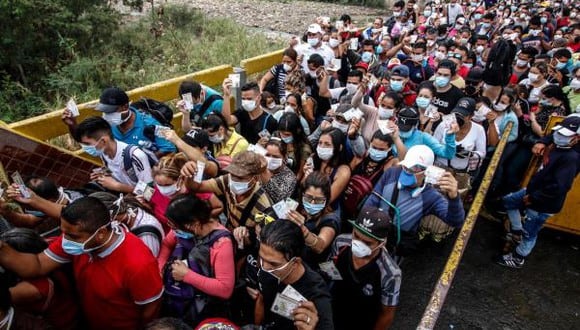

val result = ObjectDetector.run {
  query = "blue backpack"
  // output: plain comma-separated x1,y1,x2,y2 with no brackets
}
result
162,229,233,323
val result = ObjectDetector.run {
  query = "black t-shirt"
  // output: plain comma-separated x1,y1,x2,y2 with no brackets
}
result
233,109,278,144
432,85,464,115
260,265,334,330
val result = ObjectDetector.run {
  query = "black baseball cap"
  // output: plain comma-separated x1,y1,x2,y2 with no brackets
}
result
552,114,580,137
397,107,420,131
95,87,129,113
465,67,484,84
452,97,476,116
182,128,210,148
349,206,392,241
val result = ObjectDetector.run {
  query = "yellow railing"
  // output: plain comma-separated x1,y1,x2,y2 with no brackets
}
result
8,50,285,143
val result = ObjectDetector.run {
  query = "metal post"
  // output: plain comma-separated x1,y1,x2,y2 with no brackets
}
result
232,67,246,110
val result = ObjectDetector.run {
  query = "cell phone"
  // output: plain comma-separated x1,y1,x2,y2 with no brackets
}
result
11,171,31,199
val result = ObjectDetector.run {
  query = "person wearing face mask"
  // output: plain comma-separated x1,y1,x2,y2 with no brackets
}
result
433,98,486,199
510,47,537,84
551,48,574,75
362,17,385,43
365,145,464,252
200,112,249,168
252,220,333,330
277,113,313,181
321,69,375,108
431,60,465,115
158,194,235,326
530,85,571,137
443,0,464,25
353,82,404,141
63,87,176,157
520,62,552,106
295,23,334,71
563,67,580,113
521,16,552,53
260,139,297,204
415,83,439,134
401,42,435,85
76,117,155,194
177,80,224,132
285,172,339,269
0,176,81,236
0,228,80,330
386,65,417,106
497,115,579,269
221,81,278,145
303,128,352,210
284,70,318,127
90,192,164,257
273,93,312,135
260,48,299,103
137,152,222,234
329,206,400,330
0,197,164,330
463,67,484,99
187,151,273,253
394,106,458,163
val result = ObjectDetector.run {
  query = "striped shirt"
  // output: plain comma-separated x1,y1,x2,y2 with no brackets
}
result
206,175,272,229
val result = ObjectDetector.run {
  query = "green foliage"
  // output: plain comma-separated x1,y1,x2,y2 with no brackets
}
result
1,4,283,123
0,73,47,122
276,0,385,8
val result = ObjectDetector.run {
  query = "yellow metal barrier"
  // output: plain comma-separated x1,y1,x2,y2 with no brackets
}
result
8,65,234,142
417,123,514,330
241,49,284,75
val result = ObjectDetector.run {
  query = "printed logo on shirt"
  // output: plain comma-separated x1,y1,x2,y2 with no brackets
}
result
432,97,449,109
362,283,374,296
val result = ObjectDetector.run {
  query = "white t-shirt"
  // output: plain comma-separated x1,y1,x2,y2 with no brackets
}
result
103,141,153,186
131,208,164,257
520,79,552,104
434,121,486,170
446,4,464,25
295,43,335,71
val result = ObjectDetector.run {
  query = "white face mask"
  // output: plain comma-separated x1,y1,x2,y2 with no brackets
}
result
346,83,358,95
265,156,283,171
242,100,257,112
0,307,14,330
102,110,130,126
329,38,340,48
473,105,491,122
284,105,296,113
209,133,224,144
494,103,508,112
351,239,373,258
229,175,253,195
316,145,334,160
378,107,395,119
283,63,293,72
332,120,349,133
516,59,528,67
569,78,580,90
528,73,539,82
157,183,179,197
307,38,320,47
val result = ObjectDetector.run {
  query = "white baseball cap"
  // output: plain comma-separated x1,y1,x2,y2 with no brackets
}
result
307,24,323,34
399,145,435,169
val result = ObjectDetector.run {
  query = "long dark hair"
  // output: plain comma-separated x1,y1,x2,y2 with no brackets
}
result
542,85,572,115
278,112,309,168
313,128,346,169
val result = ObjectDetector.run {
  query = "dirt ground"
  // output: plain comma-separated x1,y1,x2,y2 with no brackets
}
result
392,218,580,329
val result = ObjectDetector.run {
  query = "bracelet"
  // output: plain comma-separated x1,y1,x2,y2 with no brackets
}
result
305,232,319,247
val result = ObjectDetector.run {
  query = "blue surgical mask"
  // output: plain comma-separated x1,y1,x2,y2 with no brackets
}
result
540,99,552,107
375,45,384,55
302,199,325,215
368,147,390,162
435,76,450,88
174,229,194,240
540,17,547,24
390,80,404,92
416,96,431,108
553,132,574,148
81,144,103,157
282,135,294,144
399,169,417,187
62,237,85,256
555,62,566,70
361,51,373,63
399,127,415,139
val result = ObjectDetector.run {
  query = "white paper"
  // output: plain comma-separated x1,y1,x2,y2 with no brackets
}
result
247,144,267,156
182,93,194,111
273,199,289,219
319,261,343,280
281,285,307,302
133,181,148,195
425,165,445,185
349,38,358,50
442,114,457,131
271,293,300,320
67,98,80,117
335,20,344,30
194,162,205,183
229,74,240,88
377,120,393,135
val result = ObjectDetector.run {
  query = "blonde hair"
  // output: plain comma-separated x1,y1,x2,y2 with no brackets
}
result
153,152,188,180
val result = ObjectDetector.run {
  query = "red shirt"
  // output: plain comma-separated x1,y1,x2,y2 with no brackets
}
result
457,65,470,79
45,232,163,330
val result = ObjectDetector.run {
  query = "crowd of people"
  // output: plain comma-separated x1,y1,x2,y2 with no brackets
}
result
0,0,579,329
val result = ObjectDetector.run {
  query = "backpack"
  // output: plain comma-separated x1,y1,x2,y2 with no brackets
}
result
131,224,163,246
200,94,224,117
132,98,174,146
342,164,386,219
162,229,234,323
102,145,158,184
482,39,516,87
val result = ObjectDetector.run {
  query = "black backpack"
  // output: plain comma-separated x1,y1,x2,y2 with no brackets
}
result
482,39,516,87
132,98,174,145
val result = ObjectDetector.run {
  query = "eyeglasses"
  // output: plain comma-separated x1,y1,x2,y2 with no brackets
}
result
303,194,327,204
447,53,463,60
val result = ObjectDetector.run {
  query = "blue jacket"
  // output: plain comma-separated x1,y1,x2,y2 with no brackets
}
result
111,108,176,153
364,167,465,233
